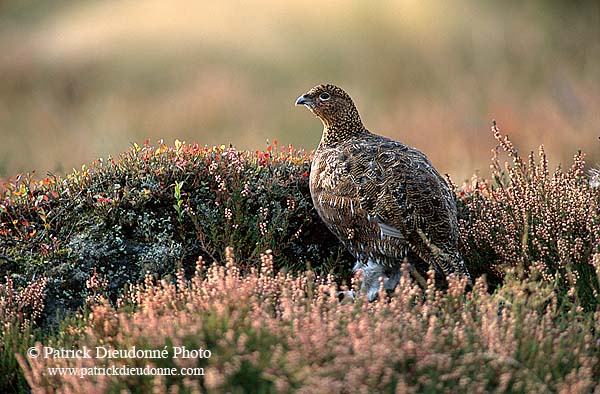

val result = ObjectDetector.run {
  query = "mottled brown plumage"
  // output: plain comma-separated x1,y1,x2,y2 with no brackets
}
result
296,83,471,300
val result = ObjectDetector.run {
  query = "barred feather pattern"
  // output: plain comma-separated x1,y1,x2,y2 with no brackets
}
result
298,83,472,300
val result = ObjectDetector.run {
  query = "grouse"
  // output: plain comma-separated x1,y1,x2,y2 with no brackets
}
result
296,83,472,300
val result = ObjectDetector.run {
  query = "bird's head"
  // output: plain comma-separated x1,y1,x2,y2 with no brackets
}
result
295,84,366,142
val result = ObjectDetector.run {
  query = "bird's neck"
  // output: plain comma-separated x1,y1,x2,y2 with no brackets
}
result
320,114,367,145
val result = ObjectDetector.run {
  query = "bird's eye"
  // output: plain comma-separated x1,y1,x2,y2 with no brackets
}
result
319,92,331,101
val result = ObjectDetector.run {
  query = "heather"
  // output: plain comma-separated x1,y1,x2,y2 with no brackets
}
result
457,122,600,309
16,252,600,393
1,123,600,392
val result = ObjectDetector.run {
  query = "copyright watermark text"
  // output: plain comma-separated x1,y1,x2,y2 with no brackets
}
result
27,345,212,360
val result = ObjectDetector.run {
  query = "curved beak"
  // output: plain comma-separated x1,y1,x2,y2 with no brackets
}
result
295,95,312,106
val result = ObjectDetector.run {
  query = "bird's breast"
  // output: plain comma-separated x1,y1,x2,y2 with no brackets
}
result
310,149,350,191
310,150,357,223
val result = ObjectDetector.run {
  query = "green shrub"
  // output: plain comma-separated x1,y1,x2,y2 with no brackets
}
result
0,140,352,321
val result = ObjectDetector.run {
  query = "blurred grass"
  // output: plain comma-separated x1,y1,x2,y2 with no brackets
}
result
0,0,599,180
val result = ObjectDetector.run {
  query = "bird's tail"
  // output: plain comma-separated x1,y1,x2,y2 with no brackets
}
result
416,228,472,286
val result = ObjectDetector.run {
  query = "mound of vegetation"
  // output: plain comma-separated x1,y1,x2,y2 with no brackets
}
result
0,140,352,324
1,123,599,392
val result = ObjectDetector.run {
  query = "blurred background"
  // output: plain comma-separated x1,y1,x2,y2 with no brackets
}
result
0,0,598,181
